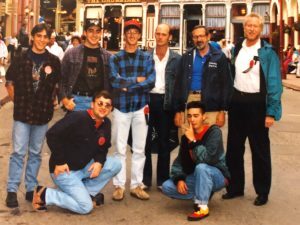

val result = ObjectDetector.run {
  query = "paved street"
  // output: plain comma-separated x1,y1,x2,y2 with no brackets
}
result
0,80,300,225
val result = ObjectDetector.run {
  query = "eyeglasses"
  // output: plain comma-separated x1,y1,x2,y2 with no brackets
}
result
126,31,139,36
96,101,112,109
192,34,207,40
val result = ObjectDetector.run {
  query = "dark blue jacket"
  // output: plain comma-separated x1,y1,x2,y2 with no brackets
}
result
173,44,232,112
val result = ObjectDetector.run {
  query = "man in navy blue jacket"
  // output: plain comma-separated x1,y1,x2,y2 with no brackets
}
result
173,25,232,132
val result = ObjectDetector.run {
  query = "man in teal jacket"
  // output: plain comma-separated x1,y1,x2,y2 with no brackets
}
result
162,101,229,221
222,12,282,206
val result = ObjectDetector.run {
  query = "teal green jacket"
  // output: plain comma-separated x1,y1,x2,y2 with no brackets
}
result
232,40,283,120
170,125,230,184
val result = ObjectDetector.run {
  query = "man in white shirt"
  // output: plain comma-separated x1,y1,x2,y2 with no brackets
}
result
143,24,181,190
222,13,282,206
0,33,8,83
46,33,64,61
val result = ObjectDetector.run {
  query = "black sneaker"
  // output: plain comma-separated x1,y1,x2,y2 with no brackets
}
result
6,192,18,208
91,193,104,207
25,191,34,202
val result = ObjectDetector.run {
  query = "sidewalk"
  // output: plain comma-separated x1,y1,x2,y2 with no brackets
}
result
282,74,300,91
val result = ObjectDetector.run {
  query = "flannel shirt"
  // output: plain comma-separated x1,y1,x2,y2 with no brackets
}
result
109,49,155,113
5,49,60,125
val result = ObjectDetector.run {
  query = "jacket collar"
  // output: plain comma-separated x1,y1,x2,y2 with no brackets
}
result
187,43,219,56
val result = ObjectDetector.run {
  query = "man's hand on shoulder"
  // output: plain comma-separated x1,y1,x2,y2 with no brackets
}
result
215,111,226,127
177,180,188,195
54,163,70,177
88,162,103,178
174,112,184,127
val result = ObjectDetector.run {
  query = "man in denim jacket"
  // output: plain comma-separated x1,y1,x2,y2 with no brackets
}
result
59,19,111,111
143,24,181,190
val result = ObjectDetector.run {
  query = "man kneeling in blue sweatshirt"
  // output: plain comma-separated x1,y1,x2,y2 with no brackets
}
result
162,101,230,221
32,90,121,214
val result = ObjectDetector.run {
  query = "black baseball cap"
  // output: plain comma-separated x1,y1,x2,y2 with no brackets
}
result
84,19,102,30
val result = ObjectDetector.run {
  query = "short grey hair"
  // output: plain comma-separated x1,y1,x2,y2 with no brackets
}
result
243,12,264,29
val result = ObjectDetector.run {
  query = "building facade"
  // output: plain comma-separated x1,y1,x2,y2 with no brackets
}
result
1,0,40,41
77,0,271,53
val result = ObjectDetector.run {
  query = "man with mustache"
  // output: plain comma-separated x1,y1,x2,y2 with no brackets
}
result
173,25,232,136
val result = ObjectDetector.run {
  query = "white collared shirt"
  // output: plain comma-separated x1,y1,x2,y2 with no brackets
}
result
234,39,261,93
150,48,169,94
46,42,64,61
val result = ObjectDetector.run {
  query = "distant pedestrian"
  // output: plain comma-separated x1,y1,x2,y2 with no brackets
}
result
0,33,8,83
46,33,64,61
6,33,18,63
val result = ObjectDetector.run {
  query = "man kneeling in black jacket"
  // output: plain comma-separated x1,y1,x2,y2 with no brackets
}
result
32,90,121,214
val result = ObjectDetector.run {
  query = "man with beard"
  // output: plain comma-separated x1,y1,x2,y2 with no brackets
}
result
173,25,232,134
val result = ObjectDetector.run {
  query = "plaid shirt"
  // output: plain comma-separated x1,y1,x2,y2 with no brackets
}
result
5,49,61,125
109,49,155,112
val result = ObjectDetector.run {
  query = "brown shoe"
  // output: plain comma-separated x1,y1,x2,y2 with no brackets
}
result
130,186,150,200
32,186,47,211
112,187,125,201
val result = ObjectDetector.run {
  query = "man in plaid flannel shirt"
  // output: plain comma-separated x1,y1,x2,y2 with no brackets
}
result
109,20,155,201
5,23,60,208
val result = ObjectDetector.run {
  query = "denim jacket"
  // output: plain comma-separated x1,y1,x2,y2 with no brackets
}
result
151,49,181,111
59,44,112,100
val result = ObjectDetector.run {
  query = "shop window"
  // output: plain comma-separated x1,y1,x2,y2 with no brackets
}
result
160,5,180,47
86,7,103,19
252,4,270,36
205,5,226,28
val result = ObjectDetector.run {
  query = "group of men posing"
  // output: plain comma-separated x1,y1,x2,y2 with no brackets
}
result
4,12,282,221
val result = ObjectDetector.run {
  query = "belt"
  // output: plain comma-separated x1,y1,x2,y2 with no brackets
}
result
234,88,260,96
189,90,201,95
72,91,93,97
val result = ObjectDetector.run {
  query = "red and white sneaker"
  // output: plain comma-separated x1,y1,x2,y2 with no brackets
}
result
187,207,209,221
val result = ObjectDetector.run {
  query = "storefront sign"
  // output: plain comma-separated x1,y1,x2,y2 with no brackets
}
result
84,0,141,3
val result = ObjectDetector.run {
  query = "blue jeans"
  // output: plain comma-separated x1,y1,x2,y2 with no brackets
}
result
73,95,92,111
7,120,48,192
162,163,226,205
46,157,121,214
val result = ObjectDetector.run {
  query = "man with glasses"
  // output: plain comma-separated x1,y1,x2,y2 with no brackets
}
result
60,19,111,112
32,91,121,214
109,20,155,201
173,25,232,133
5,23,61,208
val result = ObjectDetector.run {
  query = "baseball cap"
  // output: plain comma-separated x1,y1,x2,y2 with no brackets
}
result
124,20,141,33
84,19,102,30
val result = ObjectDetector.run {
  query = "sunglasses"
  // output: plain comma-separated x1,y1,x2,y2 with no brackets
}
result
96,101,112,109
